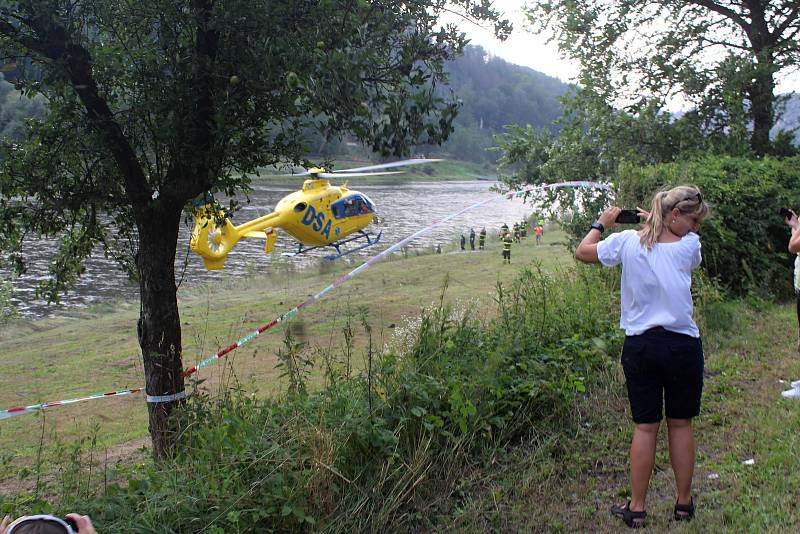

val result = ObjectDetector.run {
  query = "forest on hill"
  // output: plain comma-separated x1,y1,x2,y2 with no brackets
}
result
304,44,573,165
0,47,795,168
433,45,572,164
0,46,573,167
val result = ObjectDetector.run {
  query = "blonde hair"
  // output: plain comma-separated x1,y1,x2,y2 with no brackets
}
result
639,185,709,249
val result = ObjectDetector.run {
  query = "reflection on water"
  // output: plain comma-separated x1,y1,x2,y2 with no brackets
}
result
5,181,532,318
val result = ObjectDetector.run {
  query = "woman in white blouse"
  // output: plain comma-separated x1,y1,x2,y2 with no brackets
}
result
575,186,709,528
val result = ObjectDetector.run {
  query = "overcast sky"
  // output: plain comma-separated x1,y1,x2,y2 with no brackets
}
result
460,0,799,97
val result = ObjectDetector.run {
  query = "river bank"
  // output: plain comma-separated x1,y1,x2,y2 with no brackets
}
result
0,229,568,464
6,178,529,319
4,230,799,532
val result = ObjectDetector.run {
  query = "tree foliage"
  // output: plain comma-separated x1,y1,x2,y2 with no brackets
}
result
0,0,509,457
615,155,800,296
0,73,45,139
496,79,798,241
525,0,800,155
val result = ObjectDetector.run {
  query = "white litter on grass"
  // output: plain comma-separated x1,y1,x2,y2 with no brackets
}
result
742,458,755,465
707,473,720,480
778,379,786,384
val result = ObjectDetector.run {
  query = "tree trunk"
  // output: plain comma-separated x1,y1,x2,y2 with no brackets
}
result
748,63,776,157
745,4,776,158
136,201,185,460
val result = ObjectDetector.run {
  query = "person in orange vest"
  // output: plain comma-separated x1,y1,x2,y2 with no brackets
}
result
535,224,543,245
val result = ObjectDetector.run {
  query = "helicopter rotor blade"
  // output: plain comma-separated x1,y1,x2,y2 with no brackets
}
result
332,158,443,173
317,171,404,178
467,173,498,181
275,170,312,177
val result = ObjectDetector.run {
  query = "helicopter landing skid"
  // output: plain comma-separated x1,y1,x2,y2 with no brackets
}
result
279,231,382,260
323,230,382,260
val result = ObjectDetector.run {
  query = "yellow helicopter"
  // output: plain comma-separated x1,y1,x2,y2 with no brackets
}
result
190,158,442,270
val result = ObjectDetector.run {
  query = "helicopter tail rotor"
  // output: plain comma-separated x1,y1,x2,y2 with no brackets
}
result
190,205,242,270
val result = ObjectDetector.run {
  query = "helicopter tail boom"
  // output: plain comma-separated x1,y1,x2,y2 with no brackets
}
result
190,207,283,270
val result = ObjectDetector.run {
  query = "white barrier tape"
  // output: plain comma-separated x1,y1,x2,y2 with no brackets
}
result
3,180,612,422
146,390,187,403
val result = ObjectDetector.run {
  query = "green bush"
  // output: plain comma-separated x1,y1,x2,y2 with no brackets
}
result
616,155,800,297
0,278,16,323
3,264,622,533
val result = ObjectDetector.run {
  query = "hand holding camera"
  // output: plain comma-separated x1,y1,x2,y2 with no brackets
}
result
615,209,644,224
782,207,799,229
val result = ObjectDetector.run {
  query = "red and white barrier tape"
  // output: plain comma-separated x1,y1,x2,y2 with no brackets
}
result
1,181,610,421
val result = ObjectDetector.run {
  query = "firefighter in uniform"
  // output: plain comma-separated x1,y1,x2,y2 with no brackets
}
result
479,227,486,250
502,231,513,264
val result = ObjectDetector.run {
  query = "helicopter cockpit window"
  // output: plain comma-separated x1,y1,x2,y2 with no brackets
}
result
331,195,374,219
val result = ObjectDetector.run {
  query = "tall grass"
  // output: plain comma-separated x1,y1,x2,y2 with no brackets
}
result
1,263,623,533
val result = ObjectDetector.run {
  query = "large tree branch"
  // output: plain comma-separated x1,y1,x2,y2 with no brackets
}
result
773,6,800,40
688,0,749,32
164,0,219,200
0,15,152,208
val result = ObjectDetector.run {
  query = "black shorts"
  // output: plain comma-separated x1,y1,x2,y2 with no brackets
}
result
621,328,704,424
502,250,510,259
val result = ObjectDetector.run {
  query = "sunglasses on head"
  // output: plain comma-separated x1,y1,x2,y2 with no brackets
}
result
6,515,76,534
672,191,701,210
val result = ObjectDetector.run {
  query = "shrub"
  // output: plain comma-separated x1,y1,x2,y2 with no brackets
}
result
616,155,800,297
5,264,622,532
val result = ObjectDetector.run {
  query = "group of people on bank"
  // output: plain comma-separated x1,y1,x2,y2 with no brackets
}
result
459,227,487,251
498,218,544,264
453,218,545,264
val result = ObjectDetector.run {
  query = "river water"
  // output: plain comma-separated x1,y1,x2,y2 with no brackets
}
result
6,180,533,318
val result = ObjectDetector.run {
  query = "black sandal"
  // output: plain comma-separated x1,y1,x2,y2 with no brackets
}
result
611,501,647,528
673,497,695,521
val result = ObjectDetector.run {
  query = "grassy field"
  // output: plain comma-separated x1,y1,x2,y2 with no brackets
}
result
431,297,800,532
3,228,800,532
0,230,568,474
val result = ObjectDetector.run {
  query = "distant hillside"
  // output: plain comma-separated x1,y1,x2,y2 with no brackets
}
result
774,92,800,142
0,74,46,140
431,45,572,164
0,48,574,166
309,45,573,166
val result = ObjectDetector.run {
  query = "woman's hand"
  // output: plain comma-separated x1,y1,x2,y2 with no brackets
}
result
786,209,799,230
597,206,621,229
636,207,650,221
